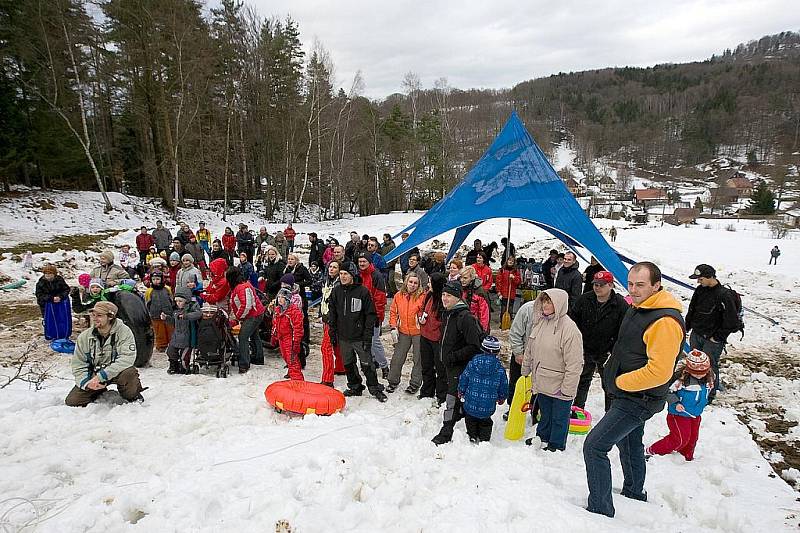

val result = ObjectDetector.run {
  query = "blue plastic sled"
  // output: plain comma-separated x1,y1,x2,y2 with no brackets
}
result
44,299,72,341
50,338,75,354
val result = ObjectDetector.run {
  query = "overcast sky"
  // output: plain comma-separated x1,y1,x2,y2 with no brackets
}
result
245,0,800,99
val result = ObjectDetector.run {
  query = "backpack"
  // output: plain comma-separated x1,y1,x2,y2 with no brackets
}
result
721,285,745,340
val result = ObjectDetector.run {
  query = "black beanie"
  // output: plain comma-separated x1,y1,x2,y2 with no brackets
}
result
442,280,462,298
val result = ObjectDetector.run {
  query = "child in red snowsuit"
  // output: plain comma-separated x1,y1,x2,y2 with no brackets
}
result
272,288,304,381
647,350,714,461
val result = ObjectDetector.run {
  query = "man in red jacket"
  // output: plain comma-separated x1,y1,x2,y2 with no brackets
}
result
136,226,155,268
283,223,297,253
357,252,389,379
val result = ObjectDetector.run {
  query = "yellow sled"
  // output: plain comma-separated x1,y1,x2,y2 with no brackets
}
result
504,375,532,441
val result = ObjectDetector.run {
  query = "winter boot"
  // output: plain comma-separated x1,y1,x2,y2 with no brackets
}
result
431,423,455,445
343,386,365,397
167,360,181,375
372,390,388,403
381,367,389,380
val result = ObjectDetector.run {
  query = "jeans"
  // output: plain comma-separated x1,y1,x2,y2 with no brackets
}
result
371,325,388,368
689,331,724,393
583,397,655,517
536,394,572,450
238,315,263,368
419,336,446,402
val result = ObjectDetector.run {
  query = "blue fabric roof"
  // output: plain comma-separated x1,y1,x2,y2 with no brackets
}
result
385,112,628,284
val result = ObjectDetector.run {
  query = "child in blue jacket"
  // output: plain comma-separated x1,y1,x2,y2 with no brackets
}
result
647,349,714,461
458,336,508,443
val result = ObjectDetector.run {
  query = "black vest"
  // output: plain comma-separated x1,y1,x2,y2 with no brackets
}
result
603,302,685,407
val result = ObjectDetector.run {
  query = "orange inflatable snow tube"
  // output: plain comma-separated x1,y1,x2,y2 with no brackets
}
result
264,380,346,416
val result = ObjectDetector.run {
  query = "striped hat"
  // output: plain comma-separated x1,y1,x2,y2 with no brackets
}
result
481,336,501,354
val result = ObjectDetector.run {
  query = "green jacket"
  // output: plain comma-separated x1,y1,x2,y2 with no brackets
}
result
71,319,136,390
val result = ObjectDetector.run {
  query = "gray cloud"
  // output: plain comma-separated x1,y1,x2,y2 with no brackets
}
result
247,0,800,98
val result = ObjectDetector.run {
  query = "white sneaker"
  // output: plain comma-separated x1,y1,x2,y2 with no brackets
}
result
540,438,549,450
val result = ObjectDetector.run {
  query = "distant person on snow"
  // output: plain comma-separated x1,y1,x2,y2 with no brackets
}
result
685,264,739,403
646,349,714,461
609,226,618,243
283,223,296,253
769,245,780,265
152,220,172,253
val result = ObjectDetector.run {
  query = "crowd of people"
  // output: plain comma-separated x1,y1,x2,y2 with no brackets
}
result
33,219,739,519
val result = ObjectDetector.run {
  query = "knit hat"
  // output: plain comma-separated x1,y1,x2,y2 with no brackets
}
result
356,251,371,263
42,264,58,275
181,253,194,263
280,273,295,286
170,252,181,262
260,242,269,249
89,278,105,290
340,261,358,278
174,286,193,301
685,349,711,375
201,303,217,313
78,273,91,288
277,287,293,301
99,250,115,263
442,280,462,298
481,336,501,354
93,301,118,317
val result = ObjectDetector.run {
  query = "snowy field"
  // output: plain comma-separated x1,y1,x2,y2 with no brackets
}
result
1,188,799,532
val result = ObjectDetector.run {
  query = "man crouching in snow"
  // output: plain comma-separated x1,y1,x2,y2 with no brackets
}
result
65,301,145,407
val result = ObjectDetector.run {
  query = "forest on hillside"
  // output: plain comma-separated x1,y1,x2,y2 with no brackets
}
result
1,0,798,218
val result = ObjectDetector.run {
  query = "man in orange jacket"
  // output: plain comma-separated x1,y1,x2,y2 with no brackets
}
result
583,261,685,518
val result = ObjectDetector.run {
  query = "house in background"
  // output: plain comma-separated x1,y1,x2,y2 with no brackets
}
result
665,208,700,225
783,208,800,228
597,175,616,192
564,176,582,196
725,175,754,198
634,188,667,207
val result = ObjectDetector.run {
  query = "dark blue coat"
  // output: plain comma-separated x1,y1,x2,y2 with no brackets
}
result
458,353,508,418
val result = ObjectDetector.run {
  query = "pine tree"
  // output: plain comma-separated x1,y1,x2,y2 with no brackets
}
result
749,180,775,215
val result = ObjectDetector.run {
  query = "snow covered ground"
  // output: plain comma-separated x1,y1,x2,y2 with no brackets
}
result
1,188,799,532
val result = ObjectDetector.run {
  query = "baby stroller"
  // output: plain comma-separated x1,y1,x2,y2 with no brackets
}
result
190,308,237,378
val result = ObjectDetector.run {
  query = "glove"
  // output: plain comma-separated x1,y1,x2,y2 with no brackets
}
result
390,329,399,344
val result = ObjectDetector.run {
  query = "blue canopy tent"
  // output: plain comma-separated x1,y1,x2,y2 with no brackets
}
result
384,112,629,284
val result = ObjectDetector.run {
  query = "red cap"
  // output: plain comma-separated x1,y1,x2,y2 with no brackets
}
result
592,271,614,285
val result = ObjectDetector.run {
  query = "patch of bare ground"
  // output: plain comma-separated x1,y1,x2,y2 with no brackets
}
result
722,348,800,489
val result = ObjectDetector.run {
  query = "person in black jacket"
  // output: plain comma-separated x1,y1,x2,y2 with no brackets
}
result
259,247,286,300
541,249,558,289
685,263,739,401
568,270,628,411
431,280,485,445
236,224,255,264
582,256,604,294
464,239,484,266
35,264,70,316
104,287,155,368
327,261,388,402
307,232,326,269
554,252,582,310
